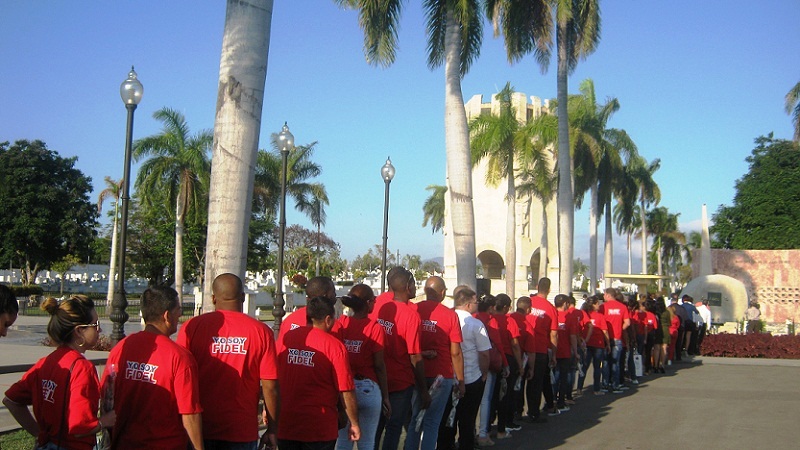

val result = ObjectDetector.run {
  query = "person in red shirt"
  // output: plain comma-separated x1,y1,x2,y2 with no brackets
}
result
278,276,337,348
599,288,630,392
641,299,658,374
370,268,428,450
668,303,682,363
405,276,464,450
177,273,279,449
564,296,583,403
509,296,534,421
278,297,360,450
491,294,523,436
553,295,579,412
525,278,558,421
334,284,390,450
103,286,203,450
4,296,115,450
576,296,608,395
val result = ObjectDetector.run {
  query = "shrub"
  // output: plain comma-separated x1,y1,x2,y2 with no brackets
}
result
8,285,44,297
700,333,800,359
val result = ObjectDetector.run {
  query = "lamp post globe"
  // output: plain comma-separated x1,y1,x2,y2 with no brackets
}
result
273,122,294,333
111,66,143,343
380,157,395,292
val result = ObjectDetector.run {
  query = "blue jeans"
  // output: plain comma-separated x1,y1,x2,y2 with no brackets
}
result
376,386,413,450
478,372,496,437
337,378,382,450
205,439,258,450
405,377,454,450
603,339,623,388
578,346,605,392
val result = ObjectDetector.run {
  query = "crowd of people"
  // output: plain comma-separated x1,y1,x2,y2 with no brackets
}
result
0,273,713,450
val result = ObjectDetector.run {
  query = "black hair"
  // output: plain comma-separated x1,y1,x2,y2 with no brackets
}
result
477,294,496,313
0,284,18,315
554,294,569,308
307,296,335,322
516,296,531,311
141,286,179,323
495,293,512,310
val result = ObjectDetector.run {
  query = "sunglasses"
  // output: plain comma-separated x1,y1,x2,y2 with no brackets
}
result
76,321,100,331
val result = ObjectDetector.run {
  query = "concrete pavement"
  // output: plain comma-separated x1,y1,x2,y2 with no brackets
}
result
2,316,799,446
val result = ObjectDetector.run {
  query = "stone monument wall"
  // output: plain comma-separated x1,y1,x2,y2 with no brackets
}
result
694,249,800,324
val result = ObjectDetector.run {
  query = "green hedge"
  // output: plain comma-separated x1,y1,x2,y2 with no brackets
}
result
7,285,44,297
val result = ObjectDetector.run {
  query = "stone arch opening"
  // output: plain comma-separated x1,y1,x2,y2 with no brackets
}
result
477,250,504,279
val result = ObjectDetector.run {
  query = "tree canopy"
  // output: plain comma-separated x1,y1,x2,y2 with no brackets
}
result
0,140,98,284
711,134,800,249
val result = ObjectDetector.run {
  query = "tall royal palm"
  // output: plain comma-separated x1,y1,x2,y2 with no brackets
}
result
488,0,601,293
630,155,661,274
338,0,482,288
97,176,123,304
204,0,273,312
422,184,447,234
612,163,640,274
469,83,527,297
134,107,212,304
646,206,680,290
786,81,800,142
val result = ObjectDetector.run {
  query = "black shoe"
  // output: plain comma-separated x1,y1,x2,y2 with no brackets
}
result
506,422,522,431
525,415,547,424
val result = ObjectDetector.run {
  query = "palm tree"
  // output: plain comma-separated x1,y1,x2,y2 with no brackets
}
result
646,206,679,290
338,0,483,288
422,185,447,234
629,155,661,273
488,0,601,293
786,81,800,142
97,176,123,304
304,196,328,277
204,0,273,313
133,107,212,304
516,151,556,282
469,82,528,297
613,201,640,275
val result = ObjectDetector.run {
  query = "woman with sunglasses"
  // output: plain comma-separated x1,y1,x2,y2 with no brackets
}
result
3,295,116,450
333,284,390,450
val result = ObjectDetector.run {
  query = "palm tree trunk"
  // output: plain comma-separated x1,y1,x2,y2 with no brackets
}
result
556,21,573,294
204,0,273,313
175,196,185,306
640,197,647,274
603,202,613,289
505,169,516,298
444,11,476,289
106,202,119,304
626,231,632,274
540,201,549,281
589,186,598,293
656,236,663,291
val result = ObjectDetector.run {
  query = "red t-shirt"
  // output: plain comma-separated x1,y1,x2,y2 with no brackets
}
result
474,312,508,365
528,295,559,354
333,315,385,383
600,300,630,340
509,311,535,354
5,347,99,450
103,331,202,450
277,306,308,348
369,297,421,392
412,300,463,378
670,313,681,335
585,311,608,349
177,310,278,441
494,313,520,356
644,311,658,333
555,310,580,359
277,326,354,442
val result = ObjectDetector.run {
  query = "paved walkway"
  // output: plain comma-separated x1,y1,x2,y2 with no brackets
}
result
2,316,799,446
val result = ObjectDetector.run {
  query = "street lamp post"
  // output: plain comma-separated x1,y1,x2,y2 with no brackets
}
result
380,157,395,292
111,67,143,343
273,122,294,333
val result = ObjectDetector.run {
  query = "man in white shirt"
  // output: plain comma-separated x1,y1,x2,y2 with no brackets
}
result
437,286,491,450
696,299,712,351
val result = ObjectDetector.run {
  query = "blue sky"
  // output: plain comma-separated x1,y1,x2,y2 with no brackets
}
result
2,1,798,272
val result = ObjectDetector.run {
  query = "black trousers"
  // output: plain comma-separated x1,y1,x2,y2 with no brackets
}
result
525,352,553,417
437,378,485,450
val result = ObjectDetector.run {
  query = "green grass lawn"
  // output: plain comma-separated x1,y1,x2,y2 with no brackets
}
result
0,430,35,450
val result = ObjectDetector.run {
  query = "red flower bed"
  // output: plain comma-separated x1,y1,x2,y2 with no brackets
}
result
700,333,800,359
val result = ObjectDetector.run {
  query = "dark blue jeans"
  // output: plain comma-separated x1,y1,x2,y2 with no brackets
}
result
603,339,623,388
375,386,414,450
577,346,605,392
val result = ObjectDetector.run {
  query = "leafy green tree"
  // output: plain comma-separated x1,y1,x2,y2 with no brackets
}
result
711,135,800,249
133,107,212,301
51,254,82,295
421,260,443,275
0,140,98,285
422,185,447,234
340,0,482,288
786,81,800,142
